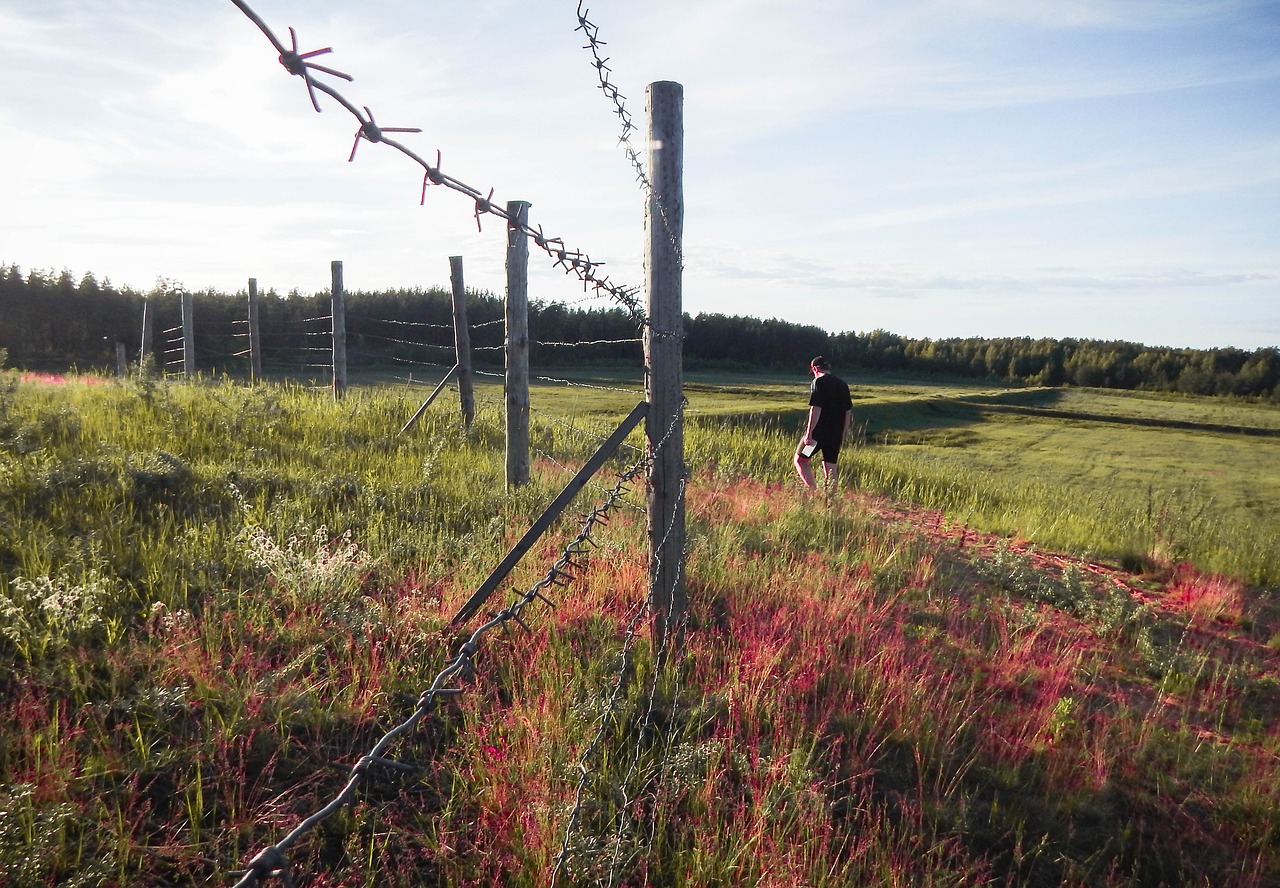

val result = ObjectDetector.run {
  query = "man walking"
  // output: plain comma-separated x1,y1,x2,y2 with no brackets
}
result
794,356,853,491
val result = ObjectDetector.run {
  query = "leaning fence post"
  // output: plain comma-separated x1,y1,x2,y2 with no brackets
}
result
247,277,263,382
505,201,531,488
450,256,476,429
645,81,686,649
181,289,195,377
331,260,347,398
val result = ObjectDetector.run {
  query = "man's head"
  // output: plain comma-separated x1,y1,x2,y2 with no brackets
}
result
810,356,830,375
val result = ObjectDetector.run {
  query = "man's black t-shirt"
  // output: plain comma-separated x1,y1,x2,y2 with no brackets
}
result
808,373,852,441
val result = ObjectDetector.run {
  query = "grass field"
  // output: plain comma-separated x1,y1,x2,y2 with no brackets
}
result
1,367,1278,886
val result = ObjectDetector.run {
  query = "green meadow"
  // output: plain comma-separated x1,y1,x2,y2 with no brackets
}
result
1,367,1278,886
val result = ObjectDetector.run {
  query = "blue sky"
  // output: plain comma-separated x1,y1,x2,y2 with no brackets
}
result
1,0,1277,349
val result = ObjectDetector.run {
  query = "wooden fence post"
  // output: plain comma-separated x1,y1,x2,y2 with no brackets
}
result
450,256,476,429
505,201,531,488
645,81,686,648
115,341,127,378
331,260,347,398
139,297,153,372
181,289,195,377
248,277,263,382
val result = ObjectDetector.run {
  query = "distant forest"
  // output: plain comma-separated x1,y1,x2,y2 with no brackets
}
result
2,264,1278,401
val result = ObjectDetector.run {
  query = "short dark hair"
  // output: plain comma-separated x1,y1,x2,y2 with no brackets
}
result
810,356,830,371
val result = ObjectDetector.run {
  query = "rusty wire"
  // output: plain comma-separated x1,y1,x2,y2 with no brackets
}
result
551,484,688,885
574,1,683,269
230,408,682,887
550,405,687,885
227,0,651,330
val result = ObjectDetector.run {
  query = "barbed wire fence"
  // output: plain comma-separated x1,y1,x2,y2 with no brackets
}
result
232,432,666,887
227,0,652,332
574,1,683,271
223,0,686,884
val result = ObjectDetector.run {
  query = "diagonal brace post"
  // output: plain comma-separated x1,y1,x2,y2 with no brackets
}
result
399,363,459,435
449,401,648,627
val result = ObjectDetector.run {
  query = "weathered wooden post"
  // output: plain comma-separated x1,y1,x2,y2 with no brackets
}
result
247,277,263,382
139,297,153,372
181,289,195,377
450,255,476,429
331,260,347,398
505,201,531,488
644,81,686,648
115,341,127,378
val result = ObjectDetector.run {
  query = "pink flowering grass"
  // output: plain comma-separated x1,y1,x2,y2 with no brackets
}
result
17,371,108,386
2,380,1278,886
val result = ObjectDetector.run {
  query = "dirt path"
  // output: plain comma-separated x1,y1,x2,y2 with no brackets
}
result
865,492,1279,652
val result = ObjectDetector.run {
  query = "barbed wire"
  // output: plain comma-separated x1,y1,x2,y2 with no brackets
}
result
532,374,646,395
550,594,649,887
574,2,683,270
532,406,645,457
551,465,687,885
388,364,461,386
345,314,455,330
534,447,647,515
535,337,642,348
354,333,456,351
230,405,682,887
227,0,652,331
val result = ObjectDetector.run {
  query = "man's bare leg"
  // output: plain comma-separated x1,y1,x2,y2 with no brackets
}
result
794,453,818,489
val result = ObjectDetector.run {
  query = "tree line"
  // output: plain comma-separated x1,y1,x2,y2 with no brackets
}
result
2,264,1277,400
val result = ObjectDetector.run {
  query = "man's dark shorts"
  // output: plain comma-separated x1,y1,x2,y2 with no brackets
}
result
799,434,842,465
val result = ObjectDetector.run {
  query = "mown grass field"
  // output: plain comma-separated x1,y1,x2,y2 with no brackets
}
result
1,367,1278,887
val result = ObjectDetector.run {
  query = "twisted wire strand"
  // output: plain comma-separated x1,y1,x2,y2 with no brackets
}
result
227,0,651,332
389,368,458,385
345,314,454,330
532,406,645,456
549,403,686,883
551,470,687,885
535,337,642,348
347,351,458,369
574,1,683,269
533,446,647,515
353,333,455,350
624,511,690,885
231,420,677,887
532,374,646,395
549,594,649,888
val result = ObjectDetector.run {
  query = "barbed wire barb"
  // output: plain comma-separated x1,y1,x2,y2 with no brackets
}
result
349,106,423,161
573,0,682,269
228,0,650,328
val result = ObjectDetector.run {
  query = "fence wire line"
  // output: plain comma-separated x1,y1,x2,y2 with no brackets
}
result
345,314,454,330
227,0,654,333
536,337,642,348
533,447,646,515
231,414,682,887
573,1,683,270
356,333,456,350
551,463,688,885
532,405,645,457
549,594,649,887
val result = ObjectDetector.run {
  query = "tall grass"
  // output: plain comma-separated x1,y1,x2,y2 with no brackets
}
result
686,410,1280,587
1,373,1277,886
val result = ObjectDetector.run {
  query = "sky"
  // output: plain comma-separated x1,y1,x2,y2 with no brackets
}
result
1,0,1278,351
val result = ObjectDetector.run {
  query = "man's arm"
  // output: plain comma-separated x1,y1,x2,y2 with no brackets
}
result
805,406,822,440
